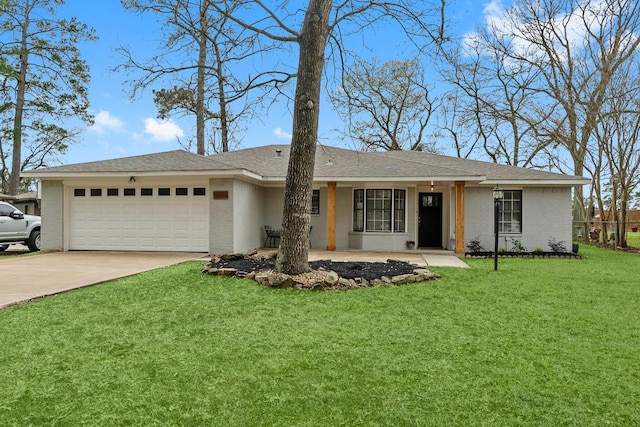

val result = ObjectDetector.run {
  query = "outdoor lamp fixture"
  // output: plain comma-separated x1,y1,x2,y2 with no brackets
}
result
493,185,503,271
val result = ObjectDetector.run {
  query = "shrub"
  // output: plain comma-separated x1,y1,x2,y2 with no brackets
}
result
466,237,485,253
510,238,527,253
548,238,567,253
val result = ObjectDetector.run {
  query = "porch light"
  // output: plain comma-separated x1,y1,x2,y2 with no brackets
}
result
493,186,503,271
493,186,503,201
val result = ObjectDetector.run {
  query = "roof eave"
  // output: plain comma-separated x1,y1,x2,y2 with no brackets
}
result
22,169,263,181
479,178,591,186
262,175,485,182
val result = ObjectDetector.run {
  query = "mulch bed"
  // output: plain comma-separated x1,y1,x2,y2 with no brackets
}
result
208,256,417,282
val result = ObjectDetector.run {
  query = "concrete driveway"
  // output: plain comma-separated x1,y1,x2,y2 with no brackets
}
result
0,251,205,309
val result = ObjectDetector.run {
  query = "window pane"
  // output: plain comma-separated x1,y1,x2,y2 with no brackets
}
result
124,188,136,196
74,189,85,197
176,187,188,196
500,190,523,233
366,189,391,231
311,189,320,215
158,188,170,196
141,188,153,196
394,189,406,232
353,189,364,231
90,188,102,197
107,188,119,196
193,187,206,196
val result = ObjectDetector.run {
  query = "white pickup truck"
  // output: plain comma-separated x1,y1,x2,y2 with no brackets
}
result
0,201,41,252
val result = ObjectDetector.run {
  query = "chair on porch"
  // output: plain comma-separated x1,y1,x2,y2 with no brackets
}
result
264,225,281,248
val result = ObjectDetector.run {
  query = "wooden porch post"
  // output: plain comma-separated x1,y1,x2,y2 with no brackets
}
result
326,181,337,251
455,181,465,254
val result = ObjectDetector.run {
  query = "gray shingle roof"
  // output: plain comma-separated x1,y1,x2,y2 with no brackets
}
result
26,150,235,174
212,144,587,183
22,145,589,185
375,150,583,182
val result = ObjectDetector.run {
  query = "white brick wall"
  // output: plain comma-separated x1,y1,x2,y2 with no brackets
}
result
233,180,265,253
465,186,573,252
40,180,64,251
209,179,234,254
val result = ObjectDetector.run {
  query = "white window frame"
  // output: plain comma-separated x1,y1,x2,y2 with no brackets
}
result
499,190,522,233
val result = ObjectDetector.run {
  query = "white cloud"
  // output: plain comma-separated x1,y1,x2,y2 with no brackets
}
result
483,0,504,19
473,0,618,63
89,110,125,134
273,127,292,140
460,0,507,55
143,118,184,142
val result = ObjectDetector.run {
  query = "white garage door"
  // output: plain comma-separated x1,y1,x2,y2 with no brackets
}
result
69,186,209,252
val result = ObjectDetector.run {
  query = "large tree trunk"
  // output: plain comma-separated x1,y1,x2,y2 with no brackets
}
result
214,42,229,152
195,1,207,156
275,0,332,275
9,13,30,196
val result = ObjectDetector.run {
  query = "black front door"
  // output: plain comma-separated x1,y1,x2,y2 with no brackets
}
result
418,192,442,248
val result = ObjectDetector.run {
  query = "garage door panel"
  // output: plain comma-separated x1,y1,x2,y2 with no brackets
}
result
137,237,156,249
123,222,138,232
70,187,209,252
157,221,173,232
104,237,122,249
175,222,189,231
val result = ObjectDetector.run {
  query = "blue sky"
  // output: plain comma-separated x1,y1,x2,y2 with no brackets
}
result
56,0,501,165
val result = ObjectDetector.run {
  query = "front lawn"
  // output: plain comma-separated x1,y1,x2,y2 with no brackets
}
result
626,230,640,248
1,245,638,425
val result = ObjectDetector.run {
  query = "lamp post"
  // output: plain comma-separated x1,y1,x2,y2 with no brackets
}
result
493,186,503,271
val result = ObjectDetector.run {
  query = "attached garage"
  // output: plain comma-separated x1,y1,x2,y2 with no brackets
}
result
68,185,209,252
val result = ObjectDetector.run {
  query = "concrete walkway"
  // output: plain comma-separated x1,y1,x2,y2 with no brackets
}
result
422,253,469,268
0,251,204,309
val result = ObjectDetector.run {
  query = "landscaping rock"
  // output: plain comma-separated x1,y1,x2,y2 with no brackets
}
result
267,273,294,289
324,271,339,286
201,253,441,291
392,274,415,285
216,268,238,276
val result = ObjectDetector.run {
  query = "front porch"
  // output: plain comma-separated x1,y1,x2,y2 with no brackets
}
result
319,180,467,254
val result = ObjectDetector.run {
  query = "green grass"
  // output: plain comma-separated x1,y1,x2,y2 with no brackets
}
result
1,245,639,426
625,231,640,248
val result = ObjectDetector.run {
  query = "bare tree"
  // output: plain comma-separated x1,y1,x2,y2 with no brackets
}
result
492,0,640,220
591,59,640,246
117,0,293,154
330,57,437,152
430,89,479,159
0,0,95,194
212,0,446,274
437,0,640,237
438,20,547,167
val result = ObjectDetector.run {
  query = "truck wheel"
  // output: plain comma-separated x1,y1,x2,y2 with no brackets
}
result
0,244,8,252
27,229,41,252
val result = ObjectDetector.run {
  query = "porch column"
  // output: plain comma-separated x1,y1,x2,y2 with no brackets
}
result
455,181,465,254
326,181,336,251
